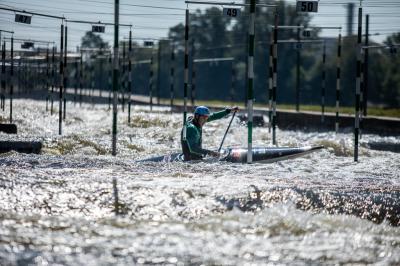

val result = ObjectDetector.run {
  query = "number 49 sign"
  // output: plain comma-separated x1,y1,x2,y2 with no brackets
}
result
296,1,318,13
223,8,241,18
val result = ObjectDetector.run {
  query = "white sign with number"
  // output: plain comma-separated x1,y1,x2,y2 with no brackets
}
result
223,8,241,18
15,14,32,24
296,1,318,13
92,25,105,33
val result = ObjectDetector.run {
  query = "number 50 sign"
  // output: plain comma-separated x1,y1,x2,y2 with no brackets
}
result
296,1,318,13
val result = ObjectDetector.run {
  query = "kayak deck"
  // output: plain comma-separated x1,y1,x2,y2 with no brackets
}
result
139,146,324,163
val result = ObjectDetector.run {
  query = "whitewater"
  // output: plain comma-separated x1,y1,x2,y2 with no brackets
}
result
0,99,399,265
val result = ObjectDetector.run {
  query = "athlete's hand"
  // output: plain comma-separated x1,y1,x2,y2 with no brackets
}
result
230,106,239,112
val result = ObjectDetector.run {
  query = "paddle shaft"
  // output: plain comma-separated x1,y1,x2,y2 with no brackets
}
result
218,110,237,152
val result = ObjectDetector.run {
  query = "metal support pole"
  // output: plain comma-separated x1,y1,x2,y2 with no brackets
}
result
122,41,126,112
247,0,256,163
108,54,112,109
335,33,342,133
46,46,50,111
268,30,273,133
51,46,55,114
79,49,83,106
74,54,78,105
149,51,153,111
296,24,300,112
9,36,13,123
157,40,162,105
112,0,120,156
170,43,175,110
63,25,68,120
363,14,369,116
272,11,278,145
354,6,362,162
128,29,132,123
230,61,235,102
321,41,326,123
191,38,196,107
183,8,189,127
1,42,5,111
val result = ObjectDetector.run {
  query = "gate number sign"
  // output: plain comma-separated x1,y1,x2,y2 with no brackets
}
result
296,1,318,13
15,14,32,24
223,8,241,17
92,25,105,33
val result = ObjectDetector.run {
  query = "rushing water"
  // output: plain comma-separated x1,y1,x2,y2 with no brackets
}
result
1,99,399,265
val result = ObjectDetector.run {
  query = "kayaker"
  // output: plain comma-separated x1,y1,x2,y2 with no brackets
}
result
181,105,239,161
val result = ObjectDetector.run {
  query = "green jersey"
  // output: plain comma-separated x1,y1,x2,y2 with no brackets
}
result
181,109,230,161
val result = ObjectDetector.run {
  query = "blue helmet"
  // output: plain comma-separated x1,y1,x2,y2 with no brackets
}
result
194,106,210,116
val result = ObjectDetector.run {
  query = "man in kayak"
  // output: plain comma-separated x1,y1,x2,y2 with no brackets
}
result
181,105,239,161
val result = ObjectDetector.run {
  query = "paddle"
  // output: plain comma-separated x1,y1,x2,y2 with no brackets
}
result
218,109,237,153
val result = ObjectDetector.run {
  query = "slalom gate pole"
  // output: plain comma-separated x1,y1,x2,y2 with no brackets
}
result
112,0,120,156
354,4,362,162
59,21,64,135
247,0,256,163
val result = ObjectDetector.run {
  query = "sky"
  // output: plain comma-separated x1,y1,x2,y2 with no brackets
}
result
0,0,399,51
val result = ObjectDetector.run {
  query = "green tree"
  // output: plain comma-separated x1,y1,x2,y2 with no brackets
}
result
81,31,109,49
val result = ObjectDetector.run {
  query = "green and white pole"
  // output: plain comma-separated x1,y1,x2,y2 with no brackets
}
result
355,3,362,162
247,0,256,163
183,8,189,128
59,21,64,135
112,0,120,156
